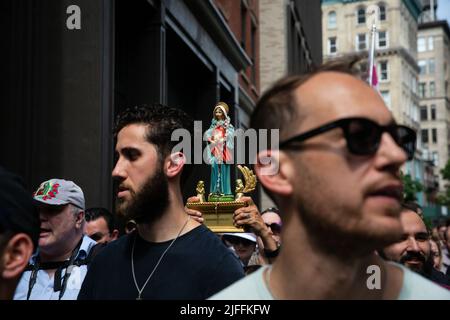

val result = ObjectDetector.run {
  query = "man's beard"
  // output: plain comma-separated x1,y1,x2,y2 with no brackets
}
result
292,165,403,259
295,190,402,259
399,250,427,274
298,201,375,258
116,163,169,225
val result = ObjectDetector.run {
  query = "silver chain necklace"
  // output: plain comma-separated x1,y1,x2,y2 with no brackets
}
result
131,216,190,300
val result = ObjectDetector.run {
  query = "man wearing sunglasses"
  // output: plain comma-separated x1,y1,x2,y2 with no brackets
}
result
211,57,450,299
261,208,282,244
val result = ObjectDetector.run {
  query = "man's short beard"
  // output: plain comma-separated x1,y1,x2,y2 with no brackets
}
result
290,163,403,259
116,160,169,225
399,251,428,274
296,198,402,259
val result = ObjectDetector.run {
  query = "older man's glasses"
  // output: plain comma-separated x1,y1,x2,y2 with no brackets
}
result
265,222,282,234
279,117,416,160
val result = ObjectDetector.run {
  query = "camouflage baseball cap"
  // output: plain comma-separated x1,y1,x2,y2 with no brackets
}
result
33,179,85,210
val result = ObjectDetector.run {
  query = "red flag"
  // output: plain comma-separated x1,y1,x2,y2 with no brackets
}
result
371,64,379,90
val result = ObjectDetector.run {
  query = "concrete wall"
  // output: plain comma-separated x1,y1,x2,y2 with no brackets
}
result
0,0,114,209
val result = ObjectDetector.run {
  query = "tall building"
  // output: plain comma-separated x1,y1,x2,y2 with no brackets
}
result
418,2,450,196
258,0,322,209
322,0,421,127
214,0,260,129
321,0,439,208
0,0,258,209
260,0,322,93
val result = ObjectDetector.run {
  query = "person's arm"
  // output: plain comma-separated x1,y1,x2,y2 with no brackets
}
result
233,196,280,262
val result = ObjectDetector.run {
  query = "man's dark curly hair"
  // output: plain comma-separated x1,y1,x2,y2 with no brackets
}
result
114,104,194,182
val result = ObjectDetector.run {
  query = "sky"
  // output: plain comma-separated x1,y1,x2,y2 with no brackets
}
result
437,0,450,24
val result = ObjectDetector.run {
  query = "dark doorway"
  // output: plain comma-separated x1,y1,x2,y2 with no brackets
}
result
166,26,217,199
115,0,163,112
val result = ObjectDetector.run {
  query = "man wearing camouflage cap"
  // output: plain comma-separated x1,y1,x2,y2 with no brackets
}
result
14,179,97,300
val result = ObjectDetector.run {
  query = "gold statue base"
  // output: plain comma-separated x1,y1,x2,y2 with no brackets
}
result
186,201,246,233
187,165,257,233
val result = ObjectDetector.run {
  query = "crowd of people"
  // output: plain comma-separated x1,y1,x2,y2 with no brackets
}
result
1,57,450,300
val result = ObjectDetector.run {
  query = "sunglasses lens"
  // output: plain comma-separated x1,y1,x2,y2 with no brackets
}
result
266,223,282,234
271,224,281,234
346,119,381,155
393,126,416,160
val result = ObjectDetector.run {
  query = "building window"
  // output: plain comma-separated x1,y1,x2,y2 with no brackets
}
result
418,60,426,75
428,59,435,74
328,11,337,29
418,37,426,52
430,81,435,97
431,104,436,120
378,31,388,48
379,4,386,21
357,33,367,51
328,37,337,54
357,7,366,24
381,90,390,109
432,128,437,143
428,36,434,50
421,129,429,144
240,1,247,49
419,82,426,98
420,106,428,120
379,61,388,81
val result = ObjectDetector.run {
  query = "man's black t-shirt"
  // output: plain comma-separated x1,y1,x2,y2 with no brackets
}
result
78,224,245,300
428,267,450,287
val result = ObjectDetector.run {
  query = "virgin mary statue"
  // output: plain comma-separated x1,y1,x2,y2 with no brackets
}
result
205,102,234,196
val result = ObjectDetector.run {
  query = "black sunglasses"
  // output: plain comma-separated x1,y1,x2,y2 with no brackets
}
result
279,117,416,160
265,222,282,234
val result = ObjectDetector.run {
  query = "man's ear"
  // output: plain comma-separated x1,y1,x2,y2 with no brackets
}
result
166,152,186,178
1,233,34,280
76,210,85,229
110,229,119,241
255,150,293,197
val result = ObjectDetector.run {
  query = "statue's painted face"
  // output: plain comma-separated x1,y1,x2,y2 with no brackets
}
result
214,107,225,120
